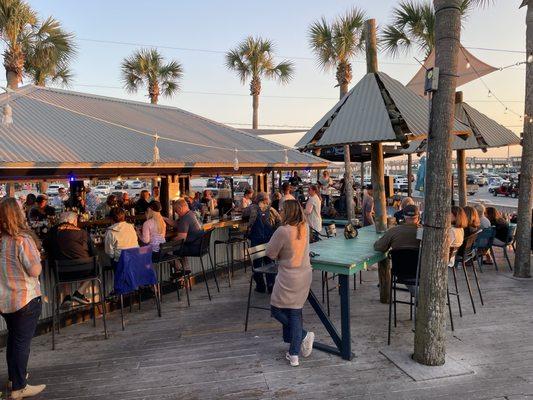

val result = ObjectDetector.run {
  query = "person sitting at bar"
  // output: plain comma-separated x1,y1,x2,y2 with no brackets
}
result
138,201,166,259
243,192,281,293
104,208,139,264
51,187,69,209
486,206,510,246
362,185,374,227
28,195,55,222
304,185,322,242
0,197,46,398
279,182,295,212
84,187,100,214
95,194,118,218
23,193,37,218
374,205,421,253
271,191,282,212
168,199,204,255
151,186,160,202
190,192,202,211
44,211,94,306
201,190,217,213
118,192,132,210
241,188,254,210
475,203,491,229
393,197,415,225
450,206,467,249
135,190,151,215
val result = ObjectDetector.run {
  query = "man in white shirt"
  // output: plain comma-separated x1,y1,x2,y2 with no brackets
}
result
304,185,322,242
52,188,69,209
279,182,295,212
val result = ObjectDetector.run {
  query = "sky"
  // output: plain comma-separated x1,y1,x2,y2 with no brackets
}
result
23,0,528,158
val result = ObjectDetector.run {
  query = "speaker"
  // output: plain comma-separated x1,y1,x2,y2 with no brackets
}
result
384,176,394,198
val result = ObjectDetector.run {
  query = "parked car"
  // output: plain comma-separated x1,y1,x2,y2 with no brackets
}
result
393,176,408,192
93,185,111,196
493,182,519,198
476,175,488,186
114,181,125,189
130,180,144,189
45,184,65,196
488,177,507,193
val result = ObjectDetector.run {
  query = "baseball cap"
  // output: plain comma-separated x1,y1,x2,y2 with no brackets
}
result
403,204,419,217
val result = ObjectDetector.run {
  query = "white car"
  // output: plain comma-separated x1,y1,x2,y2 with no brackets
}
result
130,180,144,189
45,184,65,196
93,185,111,196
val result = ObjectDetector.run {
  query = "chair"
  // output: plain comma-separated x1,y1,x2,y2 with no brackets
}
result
491,224,517,271
51,256,108,350
114,246,161,330
474,227,496,272
388,249,455,345
214,227,248,287
155,240,191,306
244,244,278,332
448,248,464,318
454,231,483,313
181,229,218,301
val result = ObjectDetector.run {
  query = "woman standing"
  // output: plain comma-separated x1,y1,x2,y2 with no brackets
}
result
304,185,322,242
139,201,166,259
266,200,314,367
0,197,46,399
318,171,333,207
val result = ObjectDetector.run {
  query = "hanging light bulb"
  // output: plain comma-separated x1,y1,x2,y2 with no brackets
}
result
504,107,508,114
528,53,533,64
284,149,289,165
233,148,239,171
466,62,471,69
2,103,13,126
487,90,492,98
529,117,533,124
152,133,160,163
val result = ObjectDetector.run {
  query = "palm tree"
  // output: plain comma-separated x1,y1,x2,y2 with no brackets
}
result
381,0,478,59
225,36,294,130
0,0,37,89
121,48,183,104
24,16,76,87
413,0,493,366
308,8,366,100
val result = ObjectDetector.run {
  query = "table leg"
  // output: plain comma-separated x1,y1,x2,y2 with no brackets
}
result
378,258,391,304
338,275,352,360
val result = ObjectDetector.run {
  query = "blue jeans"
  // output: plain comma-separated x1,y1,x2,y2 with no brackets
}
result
1,297,42,390
271,305,307,356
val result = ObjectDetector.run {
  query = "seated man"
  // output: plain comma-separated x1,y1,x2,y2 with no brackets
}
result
44,212,94,306
167,199,204,255
135,190,151,215
96,194,118,218
104,208,139,264
28,194,56,222
393,196,415,225
374,204,421,253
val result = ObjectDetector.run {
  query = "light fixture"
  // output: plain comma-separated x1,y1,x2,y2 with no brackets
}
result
528,53,533,64
504,108,508,114
466,62,471,69
284,149,289,165
233,148,239,171
529,117,533,124
487,91,492,98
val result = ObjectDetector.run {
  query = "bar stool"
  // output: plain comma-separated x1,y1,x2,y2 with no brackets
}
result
155,240,192,306
52,256,108,350
213,227,248,287
453,231,483,315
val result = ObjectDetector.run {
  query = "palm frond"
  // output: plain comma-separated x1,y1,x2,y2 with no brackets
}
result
381,25,412,58
265,60,294,84
308,17,337,70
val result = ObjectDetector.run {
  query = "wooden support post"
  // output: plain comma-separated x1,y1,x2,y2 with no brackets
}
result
278,171,282,190
344,145,355,221
457,149,467,207
271,171,276,195
407,153,413,197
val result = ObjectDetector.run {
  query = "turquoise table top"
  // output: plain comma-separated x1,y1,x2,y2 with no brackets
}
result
309,225,387,275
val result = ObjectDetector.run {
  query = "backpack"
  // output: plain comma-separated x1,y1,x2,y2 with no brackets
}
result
248,207,275,246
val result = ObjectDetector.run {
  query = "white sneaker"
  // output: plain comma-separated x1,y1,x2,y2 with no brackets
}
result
301,332,315,358
10,384,46,399
285,352,299,367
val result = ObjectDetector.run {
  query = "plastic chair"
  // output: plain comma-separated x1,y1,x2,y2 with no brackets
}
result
114,246,161,330
52,256,108,350
474,227,496,272
244,244,278,332
491,224,517,271
181,229,218,301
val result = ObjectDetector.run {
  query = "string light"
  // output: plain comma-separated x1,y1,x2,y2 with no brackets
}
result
528,53,533,64
487,90,492,98
233,148,239,171
284,149,289,165
466,62,471,69
152,133,160,163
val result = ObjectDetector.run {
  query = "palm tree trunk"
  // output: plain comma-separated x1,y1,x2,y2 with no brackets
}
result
514,2,533,279
414,0,462,367
4,48,24,90
337,60,352,99
252,94,259,130
149,80,160,104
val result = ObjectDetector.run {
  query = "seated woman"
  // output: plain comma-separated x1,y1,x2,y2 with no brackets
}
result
266,200,314,367
456,206,481,257
485,206,510,246
44,211,95,306
104,208,139,264
450,206,467,249
138,201,166,261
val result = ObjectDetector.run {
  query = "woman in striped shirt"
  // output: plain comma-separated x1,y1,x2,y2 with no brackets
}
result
0,197,46,398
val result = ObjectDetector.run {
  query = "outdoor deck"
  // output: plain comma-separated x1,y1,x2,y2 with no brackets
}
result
2,252,533,400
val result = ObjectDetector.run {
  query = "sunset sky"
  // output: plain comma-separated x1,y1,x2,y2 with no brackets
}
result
26,1,527,158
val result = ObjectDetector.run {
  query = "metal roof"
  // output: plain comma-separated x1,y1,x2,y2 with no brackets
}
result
296,72,470,150
0,85,326,171
402,101,521,153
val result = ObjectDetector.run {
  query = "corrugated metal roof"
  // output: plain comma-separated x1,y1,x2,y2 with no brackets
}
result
402,101,521,153
0,85,326,169
296,72,470,150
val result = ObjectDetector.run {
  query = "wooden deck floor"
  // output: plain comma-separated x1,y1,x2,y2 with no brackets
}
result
2,250,533,400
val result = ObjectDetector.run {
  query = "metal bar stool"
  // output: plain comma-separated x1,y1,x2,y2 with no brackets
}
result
52,256,108,350
213,227,248,287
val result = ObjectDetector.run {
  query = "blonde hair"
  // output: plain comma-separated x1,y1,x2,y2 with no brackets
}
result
451,206,468,229
281,200,306,240
147,208,165,235
401,197,415,209
463,206,480,230
0,197,31,238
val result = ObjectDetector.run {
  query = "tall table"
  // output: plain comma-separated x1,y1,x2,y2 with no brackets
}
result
308,225,386,360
